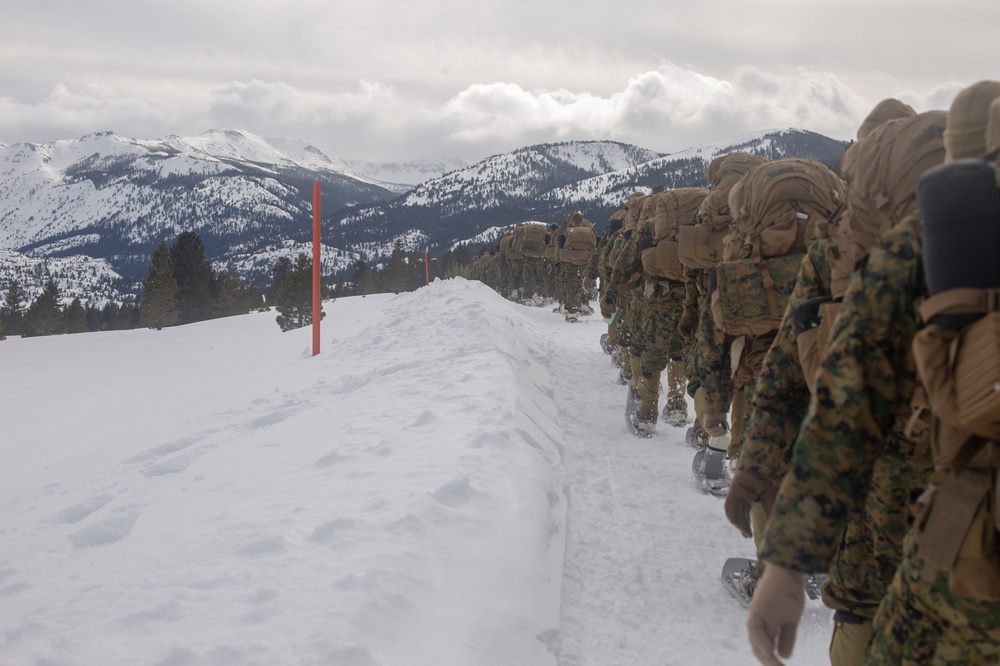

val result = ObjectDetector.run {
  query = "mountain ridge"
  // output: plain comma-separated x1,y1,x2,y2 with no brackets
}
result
0,128,848,305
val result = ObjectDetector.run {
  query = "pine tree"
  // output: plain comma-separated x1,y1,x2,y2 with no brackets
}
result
64,298,89,333
1,280,26,337
273,253,323,332
383,240,408,294
170,231,216,324
22,278,63,337
140,240,180,330
352,258,376,296
266,256,293,307
213,267,262,318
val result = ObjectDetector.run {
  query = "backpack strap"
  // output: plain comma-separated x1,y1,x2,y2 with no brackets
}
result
920,288,1000,321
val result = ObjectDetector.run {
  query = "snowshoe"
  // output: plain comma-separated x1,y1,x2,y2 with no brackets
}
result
624,379,641,434
721,557,757,608
610,348,624,369
722,558,824,607
579,303,593,316
617,364,632,385
804,572,826,601
692,446,730,496
663,408,690,428
685,426,707,449
634,417,656,438
533,295,545,307
599,333,611,355
564,312,579,323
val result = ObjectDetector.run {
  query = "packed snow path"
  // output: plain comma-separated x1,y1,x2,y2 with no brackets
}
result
518,301,833,665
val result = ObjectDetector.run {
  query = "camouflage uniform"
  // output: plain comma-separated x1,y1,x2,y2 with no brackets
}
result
609,218,688,424
737,237,832,485
736,237,931,658
553,214,596,315
556,262,585,311
693,279,735,423
518,257,547,302
597,221,625,347
759,216,949,662
605,197,647,376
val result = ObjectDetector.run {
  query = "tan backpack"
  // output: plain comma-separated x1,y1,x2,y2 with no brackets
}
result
724,158,844,262
679,154,766,270
515,222,549,259
498,231,515,257
506,225,525,261
711,159,844,337
909,157,1000,602
559,225,598,266
828,111,948,297
641,187,709,280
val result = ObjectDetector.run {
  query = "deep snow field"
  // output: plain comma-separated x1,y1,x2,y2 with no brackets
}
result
0,278,832,665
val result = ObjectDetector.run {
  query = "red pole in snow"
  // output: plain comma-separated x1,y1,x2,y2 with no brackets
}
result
424,247,430,285
312,181,321,356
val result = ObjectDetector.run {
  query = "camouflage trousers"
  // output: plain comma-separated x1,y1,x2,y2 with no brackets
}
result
867,531,1000,665
631,285,687,374
556,263,586,311
823,445,932,620
629,287,687,418
517,259,547,300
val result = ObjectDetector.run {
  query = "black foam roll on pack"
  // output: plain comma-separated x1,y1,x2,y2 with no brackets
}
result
916,159,1000,329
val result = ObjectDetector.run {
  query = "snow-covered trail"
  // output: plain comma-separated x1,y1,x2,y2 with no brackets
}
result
520,305,833,665
0,281,836,665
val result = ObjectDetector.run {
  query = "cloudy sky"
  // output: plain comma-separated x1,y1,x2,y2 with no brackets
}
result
1,0,995,164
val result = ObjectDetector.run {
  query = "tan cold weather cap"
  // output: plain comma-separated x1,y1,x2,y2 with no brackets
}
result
987,96,1000,161
944,80,1000,162
856,98,916,140
609,209,627,221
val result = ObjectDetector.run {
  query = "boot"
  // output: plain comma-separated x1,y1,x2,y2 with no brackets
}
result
661,359,690,426
634,369,660,438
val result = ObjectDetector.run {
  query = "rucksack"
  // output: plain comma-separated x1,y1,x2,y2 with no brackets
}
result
623,193,650,231
679,154,766,270
498,231,516,257
828,111,947,297
515,222,549,259
641,187,708,280
505,227,525,261
792,113,947,397
711,158,844,337
910,158,1000,601
913,158,1000,444
724,157,845,262
559,225,598,266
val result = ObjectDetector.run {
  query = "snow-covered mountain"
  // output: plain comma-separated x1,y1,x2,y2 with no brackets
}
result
0,129,399,302
342,157,469,190
0,129,848,305
336,130,848,254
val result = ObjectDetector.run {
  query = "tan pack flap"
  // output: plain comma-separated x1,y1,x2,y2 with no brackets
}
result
919,288,1000,322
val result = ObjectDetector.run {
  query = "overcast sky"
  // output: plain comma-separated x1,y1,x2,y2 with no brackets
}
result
1,0,995,164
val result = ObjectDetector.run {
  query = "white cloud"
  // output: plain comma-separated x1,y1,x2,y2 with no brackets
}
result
0,63,974,164
433,64,868,156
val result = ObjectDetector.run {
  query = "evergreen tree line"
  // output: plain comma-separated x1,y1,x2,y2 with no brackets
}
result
1,231,264,339
139,231,264,329
0,234,478,340
0,278,140,339
325,240,475,299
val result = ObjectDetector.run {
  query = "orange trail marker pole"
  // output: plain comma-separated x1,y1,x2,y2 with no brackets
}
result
312,181,321,356
424,247,430,285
